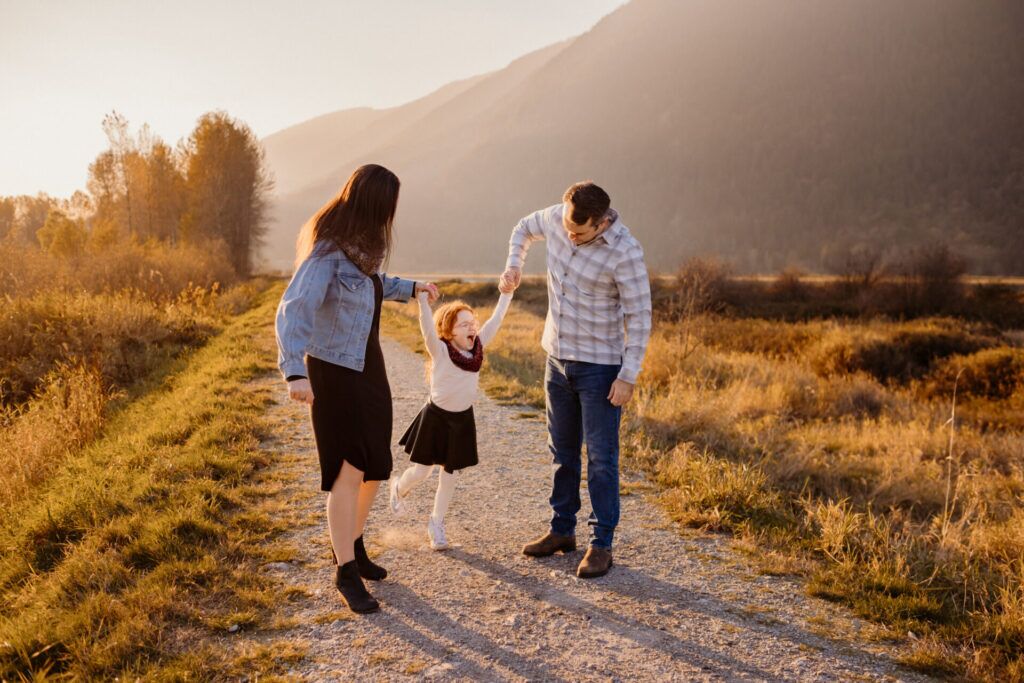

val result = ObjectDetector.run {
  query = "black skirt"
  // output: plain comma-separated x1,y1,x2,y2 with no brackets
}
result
307,274,392,489
399,401,478,473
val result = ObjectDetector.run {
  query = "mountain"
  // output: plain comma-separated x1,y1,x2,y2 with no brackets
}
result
261,0,1024,275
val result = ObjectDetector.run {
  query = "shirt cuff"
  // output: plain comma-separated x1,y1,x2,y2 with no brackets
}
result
506,254,524,269
286,374,306,382
616,366,639,385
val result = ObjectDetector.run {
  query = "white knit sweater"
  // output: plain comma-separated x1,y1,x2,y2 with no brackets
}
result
417,291,513,412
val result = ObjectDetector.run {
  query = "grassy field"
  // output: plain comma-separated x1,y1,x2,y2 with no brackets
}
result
0,259,306,678
0,240,266,511
384,278,1024,682
0,235,307,679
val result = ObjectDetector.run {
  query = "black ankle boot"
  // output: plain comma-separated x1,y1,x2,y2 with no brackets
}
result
335,560,379,613
354,535,387,581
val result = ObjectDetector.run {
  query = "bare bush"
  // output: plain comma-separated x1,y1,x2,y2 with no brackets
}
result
670,257,732,318
895,244,968,315
824,243,886,291
771,266,808,301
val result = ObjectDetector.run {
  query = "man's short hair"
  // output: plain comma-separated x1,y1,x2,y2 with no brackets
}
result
563,181,610,226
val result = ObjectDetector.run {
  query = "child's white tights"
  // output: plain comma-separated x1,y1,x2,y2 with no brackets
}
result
396,464,457,522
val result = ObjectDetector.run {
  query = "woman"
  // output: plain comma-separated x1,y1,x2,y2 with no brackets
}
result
275,164,438,613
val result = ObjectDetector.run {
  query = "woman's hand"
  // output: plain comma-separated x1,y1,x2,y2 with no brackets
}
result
288,378,315,405
415,281,440,303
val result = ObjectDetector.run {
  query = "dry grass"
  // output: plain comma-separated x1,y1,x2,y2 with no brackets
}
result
0,282,291,680
0,239,236,301
0,366,108,508
391,279,1024,681
0,240,267,513
635,314,1024,680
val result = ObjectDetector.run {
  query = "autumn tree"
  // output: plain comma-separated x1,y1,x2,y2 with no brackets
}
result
0,197,14,241
87,113,187,245
100,111,137,238
181,111,272,275
36,209,87,258
3,194,58,246
145,140,186,243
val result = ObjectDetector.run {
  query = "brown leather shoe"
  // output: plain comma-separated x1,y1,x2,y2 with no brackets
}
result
521,532,576,557
576,546,613,578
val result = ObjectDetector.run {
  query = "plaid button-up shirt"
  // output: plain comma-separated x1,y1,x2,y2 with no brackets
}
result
505,203,652,384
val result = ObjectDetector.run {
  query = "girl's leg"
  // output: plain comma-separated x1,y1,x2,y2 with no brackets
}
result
432,469,457,523
326,460,364,564
397,463,434,496
427,469,457,550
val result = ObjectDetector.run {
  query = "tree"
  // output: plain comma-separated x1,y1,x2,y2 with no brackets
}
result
87,149,123,239
0,197,14,241
144,140,186,243
9,194,57,246
181,111,273,275
36,210,87,258
101,111,137,238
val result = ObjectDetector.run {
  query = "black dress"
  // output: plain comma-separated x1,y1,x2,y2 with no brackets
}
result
307,274,392,489
399,401,478,474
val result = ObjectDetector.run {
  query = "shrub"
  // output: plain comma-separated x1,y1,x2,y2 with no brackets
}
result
923,348,1024,401
770,266,809,301
819,374,891,419
809,322,998,384
894,244,968,315
668,257,733,318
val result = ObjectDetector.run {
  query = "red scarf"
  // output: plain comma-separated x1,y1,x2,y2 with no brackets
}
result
444,337,483,373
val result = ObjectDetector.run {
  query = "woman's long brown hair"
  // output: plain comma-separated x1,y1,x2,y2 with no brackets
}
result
294,163,400,271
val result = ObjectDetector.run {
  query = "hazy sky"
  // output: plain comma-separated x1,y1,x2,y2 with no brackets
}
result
0,0,626,198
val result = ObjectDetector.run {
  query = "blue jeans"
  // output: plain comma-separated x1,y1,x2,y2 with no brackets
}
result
545,356,622,549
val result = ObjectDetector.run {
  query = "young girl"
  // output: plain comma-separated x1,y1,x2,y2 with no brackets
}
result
389,283,514,549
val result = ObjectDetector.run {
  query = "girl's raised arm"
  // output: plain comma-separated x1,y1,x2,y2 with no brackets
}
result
478,291,513,347
417,291,445,357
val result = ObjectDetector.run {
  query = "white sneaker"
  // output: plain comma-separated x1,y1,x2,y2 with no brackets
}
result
388,477,406,515
427,515,449,550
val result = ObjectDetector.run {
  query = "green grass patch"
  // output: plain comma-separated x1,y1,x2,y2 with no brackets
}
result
0,280,301,680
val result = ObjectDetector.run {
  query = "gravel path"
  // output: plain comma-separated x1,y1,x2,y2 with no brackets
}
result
240,336,933,682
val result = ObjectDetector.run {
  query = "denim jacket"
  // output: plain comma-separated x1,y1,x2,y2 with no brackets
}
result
275,242,415,379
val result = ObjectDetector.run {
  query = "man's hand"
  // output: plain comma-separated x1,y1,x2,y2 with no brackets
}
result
415,281,440,303
288,378,315,405
500,266,522,292
607,379,634,407
498,277,514,294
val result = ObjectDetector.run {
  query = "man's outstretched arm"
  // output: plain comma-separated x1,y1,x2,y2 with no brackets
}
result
502,208,549,289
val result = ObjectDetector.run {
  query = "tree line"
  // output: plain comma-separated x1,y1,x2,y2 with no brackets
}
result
0,111,272,276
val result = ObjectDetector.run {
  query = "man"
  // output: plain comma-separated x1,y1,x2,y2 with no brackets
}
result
501,181,652,578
